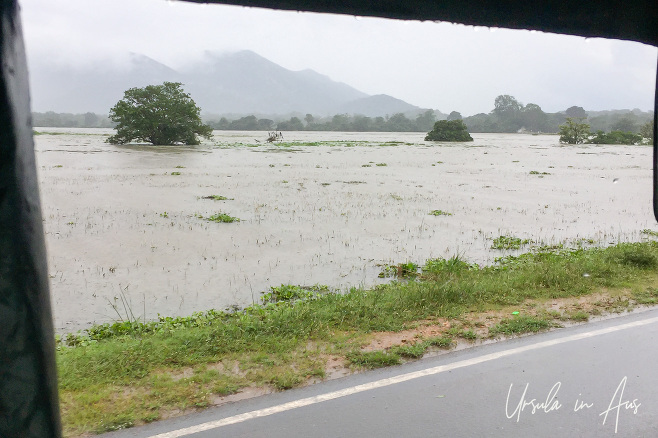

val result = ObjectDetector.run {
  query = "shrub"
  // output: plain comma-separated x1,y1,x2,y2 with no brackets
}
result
425,120,473,142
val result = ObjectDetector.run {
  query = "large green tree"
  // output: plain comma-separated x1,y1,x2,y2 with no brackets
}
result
107,82,212,145
415,109,437,131
447,111,462,121
520,103,548,132
611,117,637,133
277,116,304,131
559,117,590,144
492,95,522,118
492,95,523,131
565,106,587,118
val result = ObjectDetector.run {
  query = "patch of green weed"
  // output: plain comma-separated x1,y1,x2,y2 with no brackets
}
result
390,343,428,358
261,284,329,304
205,213,240,223
426,336,454,349
565,311,589,322
378,262,419,278
491,235,532,250
346,350,401,369
489,315,559,337
202,195,233,201
632,287,658,304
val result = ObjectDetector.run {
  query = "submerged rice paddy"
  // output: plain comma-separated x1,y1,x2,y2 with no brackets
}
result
35,128,654,333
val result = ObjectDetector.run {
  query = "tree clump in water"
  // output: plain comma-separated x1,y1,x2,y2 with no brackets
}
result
107,82,212,146
425,120,474,142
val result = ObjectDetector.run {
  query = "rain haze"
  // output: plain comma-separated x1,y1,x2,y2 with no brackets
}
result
21,0,657,116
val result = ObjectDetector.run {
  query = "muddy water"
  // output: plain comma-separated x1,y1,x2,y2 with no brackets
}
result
34,129,654,333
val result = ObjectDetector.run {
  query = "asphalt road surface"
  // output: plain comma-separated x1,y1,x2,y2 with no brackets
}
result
104,308,658,438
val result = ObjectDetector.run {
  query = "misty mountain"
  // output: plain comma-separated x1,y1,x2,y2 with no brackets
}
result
29,53,181,115
183,51,368,115
28,50,425,117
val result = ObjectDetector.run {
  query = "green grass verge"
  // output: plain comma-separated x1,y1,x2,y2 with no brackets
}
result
57,241,658,436
488,315,560,337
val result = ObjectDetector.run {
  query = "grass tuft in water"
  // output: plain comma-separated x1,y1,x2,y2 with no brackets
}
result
204,213,240,223
491,235,532,250
261,284,329,304
422,256,478,276
202,195,233,201
378,262,419,278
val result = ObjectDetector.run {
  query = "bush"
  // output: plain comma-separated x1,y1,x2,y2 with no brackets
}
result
559,117,590,144
588,130,643,145
425,120,474,142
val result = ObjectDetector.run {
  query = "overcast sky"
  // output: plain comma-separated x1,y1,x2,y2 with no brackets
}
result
20,0,658,116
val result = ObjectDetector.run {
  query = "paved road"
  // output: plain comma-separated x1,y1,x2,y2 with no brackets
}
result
105,308,658,437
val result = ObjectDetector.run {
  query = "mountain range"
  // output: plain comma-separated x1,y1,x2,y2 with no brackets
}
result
28,50,430,117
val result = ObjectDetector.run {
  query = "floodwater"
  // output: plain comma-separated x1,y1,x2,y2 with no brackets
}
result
34,129,654,333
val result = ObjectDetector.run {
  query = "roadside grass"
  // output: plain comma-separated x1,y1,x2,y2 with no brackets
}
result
57,241,658,436
346,336,455,369
488,315,560,337
346,350,401,368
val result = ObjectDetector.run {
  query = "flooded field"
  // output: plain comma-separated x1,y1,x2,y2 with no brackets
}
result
34,129,654,333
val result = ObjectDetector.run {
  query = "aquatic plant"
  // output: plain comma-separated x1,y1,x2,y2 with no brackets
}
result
491,235,531,250
201,195,233,201
261,284,329,304
204,213,240,223
378,262,419,278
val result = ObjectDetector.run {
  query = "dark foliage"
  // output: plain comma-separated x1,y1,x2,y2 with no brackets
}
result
588,130,643,145
425,120,474,142
107,82,212,145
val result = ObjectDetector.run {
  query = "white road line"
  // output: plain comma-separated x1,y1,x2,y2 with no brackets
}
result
148,315,658,438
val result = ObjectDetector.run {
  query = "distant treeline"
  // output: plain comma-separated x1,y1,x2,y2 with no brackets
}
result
206,111,438,132
32,111,114,128
461,95,653,134
32,95,654,134
206,95,653,134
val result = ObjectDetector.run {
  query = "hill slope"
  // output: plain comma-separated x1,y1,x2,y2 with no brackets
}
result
30,50,428,117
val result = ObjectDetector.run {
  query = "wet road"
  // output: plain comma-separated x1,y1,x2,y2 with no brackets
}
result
104,307,658,438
